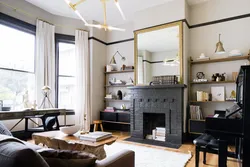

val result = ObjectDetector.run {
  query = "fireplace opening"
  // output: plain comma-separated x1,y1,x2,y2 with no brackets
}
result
143,113,166,142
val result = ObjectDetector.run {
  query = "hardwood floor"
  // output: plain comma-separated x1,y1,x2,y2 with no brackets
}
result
111,131,241,167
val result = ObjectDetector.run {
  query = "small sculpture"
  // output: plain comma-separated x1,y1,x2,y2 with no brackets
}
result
117,90,122,100
23,90,30,108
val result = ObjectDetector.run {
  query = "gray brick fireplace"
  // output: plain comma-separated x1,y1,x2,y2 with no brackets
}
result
128,85,186,148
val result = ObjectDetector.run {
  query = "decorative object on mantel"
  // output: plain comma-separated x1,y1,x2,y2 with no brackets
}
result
232,72,238,81
39,86,54,109
193,72,208,83
109,78,126,85
229,49,243,57
117,90,122,100
121,65,134,71
120,104,126,109
211,86,225,101
125,77,134,86
64,0,126,31
106,65,113,72
215,34,226,54
226,90,236,101
151,75,178,85
197,53,210,61
110,51,126,65
196,91,209,101
105,94,114,99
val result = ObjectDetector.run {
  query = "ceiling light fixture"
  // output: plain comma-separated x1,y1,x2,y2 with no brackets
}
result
64,0,126,31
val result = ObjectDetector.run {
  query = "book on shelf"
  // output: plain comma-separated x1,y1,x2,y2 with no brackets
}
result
155,136,165,142
190,105,203,120
156,127,166,131
156,131,165,137
104,107,115,112
79,131,112,142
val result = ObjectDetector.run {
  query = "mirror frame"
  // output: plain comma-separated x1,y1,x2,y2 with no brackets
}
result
134,21,183,85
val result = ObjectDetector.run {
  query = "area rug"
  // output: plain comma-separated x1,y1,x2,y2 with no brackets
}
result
104,142,192,167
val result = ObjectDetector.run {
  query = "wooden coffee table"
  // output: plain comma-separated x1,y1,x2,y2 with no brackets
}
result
32,130,117,160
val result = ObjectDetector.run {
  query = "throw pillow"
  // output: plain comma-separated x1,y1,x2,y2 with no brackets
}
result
0,121,12,136
37,148,97,167
45,117,56,130
0,141,49,167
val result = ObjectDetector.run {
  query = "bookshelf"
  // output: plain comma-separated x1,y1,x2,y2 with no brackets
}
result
101,69,134,128
188,55,250,134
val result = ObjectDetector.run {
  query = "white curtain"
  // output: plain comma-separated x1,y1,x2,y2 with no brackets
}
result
35,20,55,108
75,30,90,131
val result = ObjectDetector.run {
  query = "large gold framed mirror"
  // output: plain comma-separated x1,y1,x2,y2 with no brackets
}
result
134,21,183,85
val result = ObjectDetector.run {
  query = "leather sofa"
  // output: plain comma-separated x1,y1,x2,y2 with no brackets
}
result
0,134,135,167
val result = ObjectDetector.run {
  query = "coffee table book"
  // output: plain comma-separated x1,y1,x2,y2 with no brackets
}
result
79,131,112,142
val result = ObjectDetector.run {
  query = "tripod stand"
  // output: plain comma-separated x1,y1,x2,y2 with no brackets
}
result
39,90,54,109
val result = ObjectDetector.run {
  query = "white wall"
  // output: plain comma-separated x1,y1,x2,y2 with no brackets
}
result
190,0,250,25
189,0,250,117
151,50,179,77
133,0,185,30
0,0,106,130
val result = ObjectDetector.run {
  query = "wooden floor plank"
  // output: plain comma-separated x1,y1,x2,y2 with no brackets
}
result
110,131,241,167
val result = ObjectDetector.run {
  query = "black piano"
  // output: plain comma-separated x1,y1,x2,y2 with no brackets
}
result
205,65,250,167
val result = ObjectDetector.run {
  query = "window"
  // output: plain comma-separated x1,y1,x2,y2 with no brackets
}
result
56,37,76,109
0,24,35,110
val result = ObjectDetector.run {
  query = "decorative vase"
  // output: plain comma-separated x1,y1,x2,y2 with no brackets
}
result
211,74,216,81
117,90,122,100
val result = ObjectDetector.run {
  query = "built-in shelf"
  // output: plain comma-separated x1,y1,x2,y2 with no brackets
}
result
105,70,134,74
100,111,130,114
101,120,130,125
105,85,134,88
104,99,130,102
191,55,250,65
191,81,236,84
190,101,236,103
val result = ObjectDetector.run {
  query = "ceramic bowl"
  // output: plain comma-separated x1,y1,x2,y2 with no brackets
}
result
60,125,80,135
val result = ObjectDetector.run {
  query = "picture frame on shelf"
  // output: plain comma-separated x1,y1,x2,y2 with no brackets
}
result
211,86,225,101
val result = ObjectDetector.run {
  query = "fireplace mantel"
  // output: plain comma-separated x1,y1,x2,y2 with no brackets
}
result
128,84,186,89
128,84,186,148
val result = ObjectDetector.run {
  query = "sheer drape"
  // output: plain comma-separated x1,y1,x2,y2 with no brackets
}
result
35,20,55,108
75,30,90,131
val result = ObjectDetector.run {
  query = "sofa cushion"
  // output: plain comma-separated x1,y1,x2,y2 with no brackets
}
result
0,140,49,167
37,148,97,167
0,121,12,136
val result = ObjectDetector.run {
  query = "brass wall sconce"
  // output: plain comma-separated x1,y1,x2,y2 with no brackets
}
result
110,51,126,65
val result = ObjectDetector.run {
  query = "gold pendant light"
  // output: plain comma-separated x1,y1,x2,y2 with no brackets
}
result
64,0,126,31
215,34,226,54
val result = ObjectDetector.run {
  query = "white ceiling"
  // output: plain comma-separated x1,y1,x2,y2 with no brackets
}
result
25,0,174,26
25,0,211,26
138,26,179,53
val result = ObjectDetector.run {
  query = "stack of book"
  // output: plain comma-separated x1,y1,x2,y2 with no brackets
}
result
152,127,166,142
104,107,115,112
190,105,203,120
79,131,112,142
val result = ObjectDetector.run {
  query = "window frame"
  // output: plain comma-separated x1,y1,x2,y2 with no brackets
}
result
55,34,75,108
0,13,36,109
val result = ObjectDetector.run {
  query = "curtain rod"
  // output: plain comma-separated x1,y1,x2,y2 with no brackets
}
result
0,1,87,31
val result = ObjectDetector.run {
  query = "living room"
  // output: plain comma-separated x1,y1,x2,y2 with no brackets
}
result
0,0,250,166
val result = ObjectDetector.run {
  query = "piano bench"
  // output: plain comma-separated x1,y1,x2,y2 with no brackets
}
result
193,134,219,167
